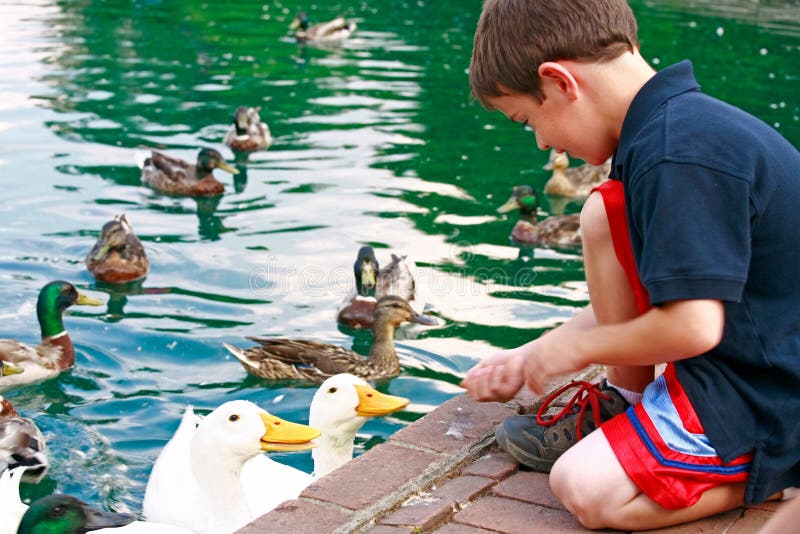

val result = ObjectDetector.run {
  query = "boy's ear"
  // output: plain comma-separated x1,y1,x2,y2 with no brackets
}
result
538,62,579,100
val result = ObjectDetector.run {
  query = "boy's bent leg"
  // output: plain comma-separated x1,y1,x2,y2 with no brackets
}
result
550,427,746,530
495,190,647,471
581,190,655,393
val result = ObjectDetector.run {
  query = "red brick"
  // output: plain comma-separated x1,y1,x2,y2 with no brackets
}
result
434,524,497,533
727,507,774,534
452,495,587,533
238,499,351,533
378,476,495,530
461,451,518,480
365,526,416,534
643,508,741,533
301,442,439,510
389,395,517,454
492,471,564,510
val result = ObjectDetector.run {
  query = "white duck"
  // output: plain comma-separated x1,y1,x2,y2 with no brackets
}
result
0,395,48,483
145,375,409,523
143,400,319,533
0,467,193,534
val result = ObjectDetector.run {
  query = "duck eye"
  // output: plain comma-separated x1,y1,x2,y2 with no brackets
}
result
52,505,65,517
328,387,337,394
229,414,239,422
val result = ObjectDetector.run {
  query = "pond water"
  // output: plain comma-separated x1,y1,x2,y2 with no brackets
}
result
1,0,798,515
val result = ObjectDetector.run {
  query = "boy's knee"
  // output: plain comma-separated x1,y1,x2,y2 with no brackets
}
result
579,192,611,247
550,457,611,530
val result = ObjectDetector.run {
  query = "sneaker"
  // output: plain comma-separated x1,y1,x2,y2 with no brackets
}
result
495,379,630,472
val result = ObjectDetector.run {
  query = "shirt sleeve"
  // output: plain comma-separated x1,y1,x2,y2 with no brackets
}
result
628,161,752,305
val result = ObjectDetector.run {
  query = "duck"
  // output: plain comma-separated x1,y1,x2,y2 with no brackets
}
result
142,400,319,534
0,469,192,534
223,106,272,153
0,395,48,483
146,374,407,527
337,247,418,330
140,147,238,197
85,214,149,284
225,295,438,383
497,185,582,248
289,11,357,43
543,150,611,198
0,281,103,391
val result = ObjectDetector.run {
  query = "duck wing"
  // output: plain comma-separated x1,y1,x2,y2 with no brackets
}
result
148,150,195,182
376,254,415,302
243,338,365,377
0,340,59,368
0,418,49,482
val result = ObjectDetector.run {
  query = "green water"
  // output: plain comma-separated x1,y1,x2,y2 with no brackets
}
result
1,0,798,515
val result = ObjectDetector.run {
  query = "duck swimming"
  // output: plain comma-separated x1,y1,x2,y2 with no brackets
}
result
543,150,611,198
497,185,581,248
223,106,272,152
85,214,149,284
289,11,357,43
0,281,103,391
337,246,418,330
142,400,319,534
0,395,48,483
146,373,407,525
140,148,238,197
226,295,438,383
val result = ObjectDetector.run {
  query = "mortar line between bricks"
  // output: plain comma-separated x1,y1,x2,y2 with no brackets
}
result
296,496,356,515
333,433,498,534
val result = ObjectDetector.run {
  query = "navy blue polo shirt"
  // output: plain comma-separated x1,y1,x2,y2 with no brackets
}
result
613,60,800,504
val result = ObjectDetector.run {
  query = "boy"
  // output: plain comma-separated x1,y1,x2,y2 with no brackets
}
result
461,0,800,530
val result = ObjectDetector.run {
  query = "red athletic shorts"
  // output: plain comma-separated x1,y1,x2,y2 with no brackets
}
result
591,180,752,509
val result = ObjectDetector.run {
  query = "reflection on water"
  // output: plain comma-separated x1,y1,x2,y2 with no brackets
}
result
0,0,798,515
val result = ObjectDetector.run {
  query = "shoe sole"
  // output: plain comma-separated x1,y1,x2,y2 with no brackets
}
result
495,423,555,473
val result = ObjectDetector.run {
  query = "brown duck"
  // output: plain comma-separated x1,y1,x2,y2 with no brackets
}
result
141,148,238,197
224,296,437,383
543,150,611,198
85,214,149,284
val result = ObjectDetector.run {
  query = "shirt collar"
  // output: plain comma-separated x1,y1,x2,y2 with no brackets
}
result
614,60,701,168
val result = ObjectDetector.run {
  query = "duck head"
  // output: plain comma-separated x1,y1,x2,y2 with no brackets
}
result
36,281,103,339
372,295,438,330
17,494,136,534
497,185,539,221
354,246,379,297
289,11,310,31
196,148,239,177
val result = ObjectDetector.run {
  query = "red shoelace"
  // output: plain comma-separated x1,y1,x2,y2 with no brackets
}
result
535,381,613,440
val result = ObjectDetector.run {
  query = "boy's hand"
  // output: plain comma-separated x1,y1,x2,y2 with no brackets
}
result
460,349,526,402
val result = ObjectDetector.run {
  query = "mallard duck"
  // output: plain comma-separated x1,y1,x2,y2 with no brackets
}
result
223,106,272,153
0,281,103,391
497,185,581,247
289,11,357,43
337,247,418,330
85,214,149,284
543,150,611,198
140,148,238,197
225,295,438,383
142,400,319,534
0,395,48,483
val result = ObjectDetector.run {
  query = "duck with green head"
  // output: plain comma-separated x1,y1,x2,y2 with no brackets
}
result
85,214,149,284
140,148,238,197
497,185,582,248
226,295,438,383
0,281,103,391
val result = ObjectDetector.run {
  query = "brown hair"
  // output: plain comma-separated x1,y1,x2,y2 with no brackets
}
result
470,0,639,108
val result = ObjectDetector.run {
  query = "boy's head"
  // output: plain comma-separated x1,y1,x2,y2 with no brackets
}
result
470,0,639,108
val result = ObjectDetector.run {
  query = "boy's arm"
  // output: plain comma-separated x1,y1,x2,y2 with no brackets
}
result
463,299,723,400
